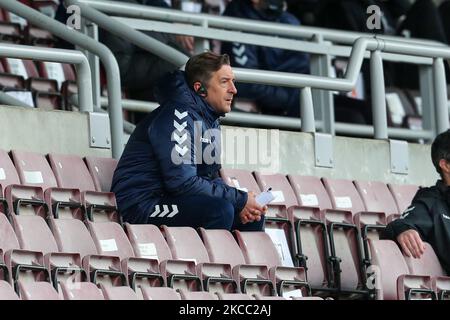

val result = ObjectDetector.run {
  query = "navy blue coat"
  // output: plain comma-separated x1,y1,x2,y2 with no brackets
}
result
111,71,248,223
221,0,310,117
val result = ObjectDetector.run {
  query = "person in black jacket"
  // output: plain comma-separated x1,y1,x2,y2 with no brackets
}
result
382,129,450,275
112,52,266,230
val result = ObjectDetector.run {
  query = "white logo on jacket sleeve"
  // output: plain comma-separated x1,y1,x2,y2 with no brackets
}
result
401,206,415,219
173,109,189,158
232,43,248,66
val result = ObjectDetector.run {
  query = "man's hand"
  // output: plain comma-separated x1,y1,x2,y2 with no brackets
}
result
239,191,267,224
397,229,426,259
175,35,194,55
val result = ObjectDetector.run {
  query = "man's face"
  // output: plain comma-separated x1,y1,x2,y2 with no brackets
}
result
204,64,237,114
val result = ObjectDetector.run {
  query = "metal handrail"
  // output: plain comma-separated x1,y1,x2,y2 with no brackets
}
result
0,43,93,111
0,0,124,159
70,0,450,141
76,0,446,47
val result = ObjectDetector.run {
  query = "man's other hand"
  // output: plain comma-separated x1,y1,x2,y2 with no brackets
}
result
239,191,267,224
397,229,426,259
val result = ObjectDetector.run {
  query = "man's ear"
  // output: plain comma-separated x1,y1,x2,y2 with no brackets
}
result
193,81,202,93
439,159,450,174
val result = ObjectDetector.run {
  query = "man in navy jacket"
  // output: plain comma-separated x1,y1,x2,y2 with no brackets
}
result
111,52,266,230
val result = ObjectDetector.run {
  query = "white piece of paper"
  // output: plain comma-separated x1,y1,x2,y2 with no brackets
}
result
0,168,5,180
265,228,294,267
181,1,202,13
335,196,352,209
386,93,405,125
300,194,319,206
7,58,28,78
100,239,118,252
283,289,303,299
44,62,65,89
271,190,285,203
8,13,27,28
138,243,158,259
255,191,275,206
23,171,43,184
5,91,34,108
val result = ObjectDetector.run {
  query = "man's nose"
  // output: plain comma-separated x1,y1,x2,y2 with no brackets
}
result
229,81,237,94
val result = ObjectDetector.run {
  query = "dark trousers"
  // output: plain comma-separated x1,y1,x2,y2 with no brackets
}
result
124,194,265,231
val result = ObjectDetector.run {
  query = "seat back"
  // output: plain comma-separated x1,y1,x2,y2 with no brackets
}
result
0,213,20,254
253,172,299,209
199,228,246,267
178,289,218,300
99,283,138,300
84,156,118,192
220,168,260,193
0,149,20,192
87,221,135,261
287,175,332,210
162,226,209,264
322,178,366,215
48,217,98,258
60,282,104,300
48,153,95,191
368,239,410,300
404,243,446,277
354,180,398,215
0,280,19,300
141,287,181,300
387,183,419,214
11,214,58,255
234,231,280,268
11,150,57,190
124,223,172,262
18,281,60,300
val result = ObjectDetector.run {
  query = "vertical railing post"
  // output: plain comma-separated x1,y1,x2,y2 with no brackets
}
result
310,34,334,134
419,65,435,141
300,87,315,133
433,58,449,134
370,50,388,139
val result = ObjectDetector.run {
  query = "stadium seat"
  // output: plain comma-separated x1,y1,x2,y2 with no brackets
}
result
124,223,196,293
220,168,261,193
234,230,309,298
387,183,419,214
162,226,235,294
18,280,60,300
47,153,119,223
199,227,275,297
11,214,84,293
178,288,218,300
0,213,20,281
9,150,58,217
60,281,104,300
0,21,22,43
140,286,181,300
48,216,126,289
368,239,435,300
0,280,19,300
87,221,161,290
84,156,118,192
216,292,253,300
287,174,334,295
403,242,450,300
0,149,21,214
99,283,138,300
321,178,371,297
251,172,299,272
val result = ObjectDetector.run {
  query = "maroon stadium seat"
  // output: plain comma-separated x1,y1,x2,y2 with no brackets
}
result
84,156,118,192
